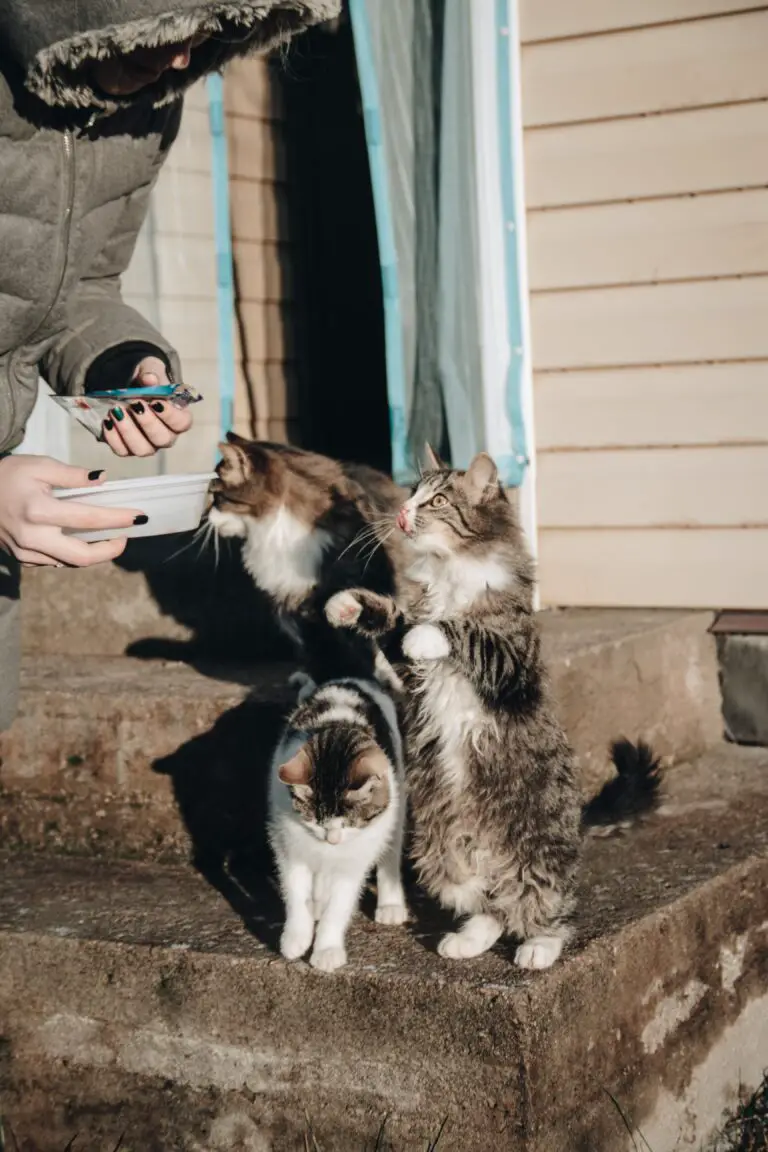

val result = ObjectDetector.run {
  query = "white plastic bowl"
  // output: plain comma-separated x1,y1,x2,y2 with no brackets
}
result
53,472,217,543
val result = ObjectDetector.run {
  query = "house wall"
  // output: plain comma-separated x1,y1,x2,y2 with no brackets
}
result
69,66,295,478
80,78,221,479
224,57,300,446
520,0,768,608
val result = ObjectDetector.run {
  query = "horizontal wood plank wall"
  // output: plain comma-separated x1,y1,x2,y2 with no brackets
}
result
225,58,299,445
521,2,768,608
113,79,219,478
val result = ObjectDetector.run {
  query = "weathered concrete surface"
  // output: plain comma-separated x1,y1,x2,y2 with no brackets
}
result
0,747,766,1152
2,609,722,858
540,607,722,786
717,633,768,745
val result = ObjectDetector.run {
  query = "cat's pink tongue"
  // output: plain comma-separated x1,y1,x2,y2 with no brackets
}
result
397,509,410,534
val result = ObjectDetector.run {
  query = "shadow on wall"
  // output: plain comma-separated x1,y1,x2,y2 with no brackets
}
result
114,530,291,672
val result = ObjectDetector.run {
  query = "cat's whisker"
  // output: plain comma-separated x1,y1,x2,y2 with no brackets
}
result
337,522,388,562
164,519,211,565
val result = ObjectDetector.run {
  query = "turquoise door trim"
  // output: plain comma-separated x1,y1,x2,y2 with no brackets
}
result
207,73,236,450
495,0,529,488
348,0,410,482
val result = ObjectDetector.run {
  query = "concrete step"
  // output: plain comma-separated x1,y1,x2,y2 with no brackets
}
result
1,610,722,859
20,537,288,661
0,745,766,1152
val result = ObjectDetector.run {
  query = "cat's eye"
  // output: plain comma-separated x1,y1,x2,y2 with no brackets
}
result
430,494,448,508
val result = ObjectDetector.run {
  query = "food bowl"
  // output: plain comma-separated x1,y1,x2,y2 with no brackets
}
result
53,472,217,543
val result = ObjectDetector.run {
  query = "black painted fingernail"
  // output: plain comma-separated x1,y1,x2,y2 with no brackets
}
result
112,406,125,422
130,401,145,415
151,401,164,414
88,469,104,481
104,418,114,432
133,514,149,526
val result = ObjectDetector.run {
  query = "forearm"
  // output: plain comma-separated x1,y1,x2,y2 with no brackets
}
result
40,282,180,396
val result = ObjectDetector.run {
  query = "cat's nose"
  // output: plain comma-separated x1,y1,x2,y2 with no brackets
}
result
397,508,410,534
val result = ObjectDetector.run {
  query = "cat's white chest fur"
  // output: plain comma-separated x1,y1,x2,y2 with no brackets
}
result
211,505,331,602
407,552,512,620
418,663,483,789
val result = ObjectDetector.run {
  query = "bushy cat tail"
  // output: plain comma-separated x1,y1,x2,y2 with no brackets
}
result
582,738,662,830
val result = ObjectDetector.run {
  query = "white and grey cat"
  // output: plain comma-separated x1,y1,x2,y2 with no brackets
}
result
268,675,408,972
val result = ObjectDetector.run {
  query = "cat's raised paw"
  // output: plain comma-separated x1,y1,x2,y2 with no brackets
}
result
403,624,451,662
514,935,563,970
310,946,347,972
280,921,314,961
375,902,408,926
325,590,362,628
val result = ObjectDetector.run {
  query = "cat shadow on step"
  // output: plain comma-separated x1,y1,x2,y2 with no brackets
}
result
116,531,292,682
152,693,287,950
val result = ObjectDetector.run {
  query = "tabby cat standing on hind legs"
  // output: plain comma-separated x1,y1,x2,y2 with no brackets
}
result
207,433,410,687
325,449,584,970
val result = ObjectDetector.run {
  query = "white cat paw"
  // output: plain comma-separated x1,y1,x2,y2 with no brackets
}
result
309,946,347,972
325,590,362,628
514,935,563,971
375,902,408,926
438,932,482,959
403,624,450,662
280,922,314,961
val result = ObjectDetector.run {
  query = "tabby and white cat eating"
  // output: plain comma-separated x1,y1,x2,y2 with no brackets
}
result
207,433,408,688
269,675,407,972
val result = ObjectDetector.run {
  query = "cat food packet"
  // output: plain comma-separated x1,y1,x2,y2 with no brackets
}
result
52,384,203,440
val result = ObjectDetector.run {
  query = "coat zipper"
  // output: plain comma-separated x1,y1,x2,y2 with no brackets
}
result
3,129,76,449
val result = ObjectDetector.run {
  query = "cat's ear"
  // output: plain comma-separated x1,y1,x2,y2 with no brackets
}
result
225,430,250,447
217,437,251,486
463,453,499,503
278,744,313,787
423,442,446,472
345,748,390,807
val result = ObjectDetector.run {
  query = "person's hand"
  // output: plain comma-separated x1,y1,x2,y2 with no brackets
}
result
0,455,142,567
101,356,193,458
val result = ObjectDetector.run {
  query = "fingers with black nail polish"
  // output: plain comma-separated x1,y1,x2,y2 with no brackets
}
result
104,418,114,431
150,401,164,413
88,470,104,481
130,401,145,415
133,514,149,526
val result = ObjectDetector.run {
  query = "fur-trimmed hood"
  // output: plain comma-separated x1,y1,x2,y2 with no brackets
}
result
0,0,340,111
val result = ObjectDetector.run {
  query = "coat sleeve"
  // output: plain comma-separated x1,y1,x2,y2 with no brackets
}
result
39,113,183,395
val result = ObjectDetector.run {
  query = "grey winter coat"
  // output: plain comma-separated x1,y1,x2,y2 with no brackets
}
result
0,0,338,729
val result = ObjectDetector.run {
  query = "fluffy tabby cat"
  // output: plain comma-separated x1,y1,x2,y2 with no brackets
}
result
269,674,407,971
326,449,657,970
208,433,409,686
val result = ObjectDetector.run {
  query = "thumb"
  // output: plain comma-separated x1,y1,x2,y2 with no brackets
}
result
35,458,106,490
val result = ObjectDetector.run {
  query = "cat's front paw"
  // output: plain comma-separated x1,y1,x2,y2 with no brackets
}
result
280,920,314,961
375,902,408,926
514,935,563,971
325,590,362,629
403,624,450,662
309,946,347,972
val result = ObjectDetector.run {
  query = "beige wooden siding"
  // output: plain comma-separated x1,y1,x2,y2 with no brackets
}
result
72,79,219,478
225,57,299,445
522,2,768,608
